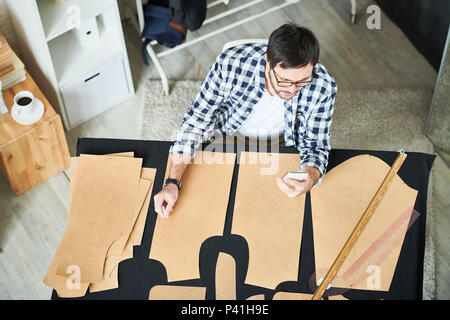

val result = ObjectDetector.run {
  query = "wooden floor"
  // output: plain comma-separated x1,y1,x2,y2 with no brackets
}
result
1,0,448,299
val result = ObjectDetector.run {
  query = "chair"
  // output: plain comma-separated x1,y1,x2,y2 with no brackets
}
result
127,0,357,96
222,38,267,52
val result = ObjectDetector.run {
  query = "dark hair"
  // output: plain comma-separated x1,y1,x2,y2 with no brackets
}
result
267,23,320,69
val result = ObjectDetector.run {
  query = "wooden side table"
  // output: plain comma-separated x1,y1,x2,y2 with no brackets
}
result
0,70,70,196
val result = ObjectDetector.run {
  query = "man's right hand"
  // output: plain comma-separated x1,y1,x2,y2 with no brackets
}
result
154,153,191,218
154,184,179,218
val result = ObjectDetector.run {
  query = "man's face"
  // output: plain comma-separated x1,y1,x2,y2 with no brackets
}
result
268,62,314,100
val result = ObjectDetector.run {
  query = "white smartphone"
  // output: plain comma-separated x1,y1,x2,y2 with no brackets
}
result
282,172,309,181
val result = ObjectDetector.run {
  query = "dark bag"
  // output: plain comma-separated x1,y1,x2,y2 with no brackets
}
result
141,2,187,65
168,0,207,31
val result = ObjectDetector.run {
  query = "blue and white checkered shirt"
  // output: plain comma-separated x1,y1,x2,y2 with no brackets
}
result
170,43,337,182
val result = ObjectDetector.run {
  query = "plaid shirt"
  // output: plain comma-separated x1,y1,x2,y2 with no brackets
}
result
170,43,337,182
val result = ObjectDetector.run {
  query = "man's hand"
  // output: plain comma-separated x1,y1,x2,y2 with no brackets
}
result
153,153,191,218
154,184,179,218
276,166,321,198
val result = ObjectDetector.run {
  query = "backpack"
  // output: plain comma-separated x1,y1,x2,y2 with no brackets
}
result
169,0,207,31
141,2,187,65
141,0,208,65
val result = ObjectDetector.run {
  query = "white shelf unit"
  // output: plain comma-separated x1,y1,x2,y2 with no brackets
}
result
37,0,115,41
6,0,135,130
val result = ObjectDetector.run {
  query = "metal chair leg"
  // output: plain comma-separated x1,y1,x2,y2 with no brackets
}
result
136,0,169,95
146,44,170,96
350,0,357,24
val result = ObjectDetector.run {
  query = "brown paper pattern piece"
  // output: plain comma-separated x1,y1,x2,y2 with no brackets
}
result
231,152,305,289
105,178,152,257
54,154,142,282
310,154,418,291
148,285,206,300
92,169,157,292
149,151,236,282
215,252,236,300
89,265,119,293
131,168,157,246
44,153,155,296
272,292,315,300
246,294,265,300
328,295,349,300
72,156,152,277
43,259,90,298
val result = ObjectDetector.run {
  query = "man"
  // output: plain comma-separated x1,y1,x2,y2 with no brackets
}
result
154,23,337,218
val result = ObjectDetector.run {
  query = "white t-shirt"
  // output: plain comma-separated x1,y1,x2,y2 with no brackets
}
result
237,90,285,139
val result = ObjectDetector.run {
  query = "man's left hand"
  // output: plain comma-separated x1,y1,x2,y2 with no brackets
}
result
276,166,321,198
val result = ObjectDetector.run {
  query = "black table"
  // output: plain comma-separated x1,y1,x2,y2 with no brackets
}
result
52,138,435,300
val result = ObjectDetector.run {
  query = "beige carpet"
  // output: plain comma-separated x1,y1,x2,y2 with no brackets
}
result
139,79,436,299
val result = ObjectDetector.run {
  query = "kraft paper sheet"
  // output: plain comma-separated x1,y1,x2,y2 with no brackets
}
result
89,265,120,293
215,252,236,300
132,168,157,246
148,285,206,300
246,294,265,300
272,292,347,300
105,178,152,256
90,168,157,292
310,154,418,291
54,154,142,282
45,154,133,297
67,152,136,207
328,295,349,300
231,152,305,289
149,151,236,282
44,153,155,297
272,292,315,300
89,168,157,293
75,154,152,273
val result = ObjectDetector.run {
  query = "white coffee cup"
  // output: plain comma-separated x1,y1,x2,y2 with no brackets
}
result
12,91,36,118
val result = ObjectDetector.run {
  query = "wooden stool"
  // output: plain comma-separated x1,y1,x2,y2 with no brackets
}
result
0,70,70,196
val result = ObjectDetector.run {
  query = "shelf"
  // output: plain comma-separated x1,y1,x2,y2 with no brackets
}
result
37,0,114,41
48,16,123,87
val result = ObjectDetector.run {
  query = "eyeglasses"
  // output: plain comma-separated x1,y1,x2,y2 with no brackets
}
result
271,68,312,88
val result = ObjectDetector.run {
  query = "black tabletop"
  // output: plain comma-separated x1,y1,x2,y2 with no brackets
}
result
52,138,435,300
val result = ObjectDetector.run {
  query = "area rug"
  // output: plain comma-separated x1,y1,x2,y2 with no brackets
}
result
139,79,436,299
139,80,201,142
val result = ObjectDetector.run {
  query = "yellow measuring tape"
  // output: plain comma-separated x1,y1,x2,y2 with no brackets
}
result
311,150,408,300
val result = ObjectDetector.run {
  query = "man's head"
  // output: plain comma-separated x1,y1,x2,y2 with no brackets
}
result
266,24,320,99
